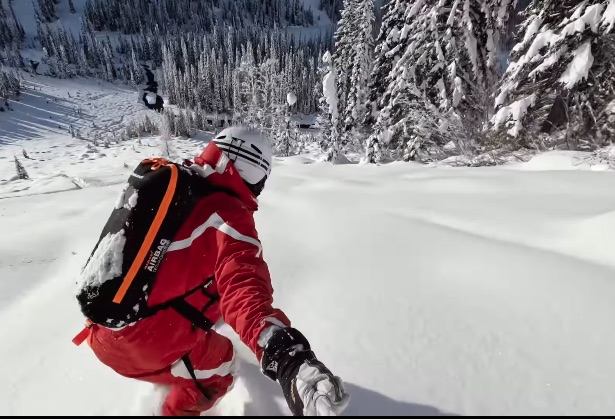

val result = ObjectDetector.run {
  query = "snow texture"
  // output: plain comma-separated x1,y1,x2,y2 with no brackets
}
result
322,68,338,122
492,94,537,137
2,65,615,417
408,0,425,19
560,3,604,37
601,0,615,32
559,42,594,89
513,15,543,53
2,139,615,416
287,92,297,107
494,87,510,108
525,30,558,61
507,1,613,89
464,29,479,75
452,76,463,107
528,46,568,78
400,23,411,40
126,190,138,210
115,184,129,210
79,230,126,289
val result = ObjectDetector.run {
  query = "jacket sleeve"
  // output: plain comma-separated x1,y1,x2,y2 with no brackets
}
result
211,194,291,360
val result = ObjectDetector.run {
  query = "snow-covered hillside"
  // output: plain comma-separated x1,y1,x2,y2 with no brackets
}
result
0,73,171,191
2,77,615,416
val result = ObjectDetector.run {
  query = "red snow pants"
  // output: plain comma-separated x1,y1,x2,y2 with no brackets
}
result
87,308,236,416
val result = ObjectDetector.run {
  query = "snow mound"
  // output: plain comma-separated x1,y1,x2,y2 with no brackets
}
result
506,150,612,171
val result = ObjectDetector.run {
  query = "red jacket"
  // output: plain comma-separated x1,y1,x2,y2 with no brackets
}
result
85,143,290,376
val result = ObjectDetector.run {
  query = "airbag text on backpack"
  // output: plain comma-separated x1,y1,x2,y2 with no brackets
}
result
145,239,171,273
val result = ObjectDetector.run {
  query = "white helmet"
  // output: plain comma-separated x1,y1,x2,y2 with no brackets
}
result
212,126,273,193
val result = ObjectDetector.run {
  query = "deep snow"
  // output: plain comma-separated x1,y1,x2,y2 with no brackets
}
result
2,76,615,416
3,154,615,415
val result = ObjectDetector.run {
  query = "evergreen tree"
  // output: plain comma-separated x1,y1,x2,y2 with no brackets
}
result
332,0,356,135
18,0,328,130
315,51,333,151
159,110,175,160
0,1,25,52
367,0,516,161
35,0,58,22
0,69,20,100
332,0,375,145
15,156,29,180
321,51,342,162
490,0,615,150
84,0,318,36
364,0,403,128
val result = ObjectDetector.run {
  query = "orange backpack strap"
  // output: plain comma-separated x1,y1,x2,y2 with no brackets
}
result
142,157,171,170
112,162,178,304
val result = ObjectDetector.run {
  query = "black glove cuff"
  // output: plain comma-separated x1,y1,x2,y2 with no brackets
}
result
261,327,314,381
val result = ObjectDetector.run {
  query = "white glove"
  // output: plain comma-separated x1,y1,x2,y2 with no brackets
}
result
296,362,350,416
261,327,351,416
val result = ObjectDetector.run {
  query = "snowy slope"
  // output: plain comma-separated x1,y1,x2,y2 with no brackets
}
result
0,70,203,187
0,74,149,140
2,77,615,415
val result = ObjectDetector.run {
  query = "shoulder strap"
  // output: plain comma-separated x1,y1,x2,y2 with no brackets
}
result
113,160,179,304
172,299,218,402
181,354,213,402
170,298,216,332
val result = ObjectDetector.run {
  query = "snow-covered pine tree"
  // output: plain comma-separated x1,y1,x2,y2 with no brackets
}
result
129,47,144,86
14,156,29,180
159,111,175,160
0,1,25,54
364,0,404,128
174,111,190,138
315,51,333,151
490,0,615,151
35,0,58,22
329,0,376,152
482,0,520,81
72,0,325,121
84,0,315,36
234,49,260,127
354,0,376,111
367,0,516,161
0,69,20,99
321,51,343,162
332,0,356,138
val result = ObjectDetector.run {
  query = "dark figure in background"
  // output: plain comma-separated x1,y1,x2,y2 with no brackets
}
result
141,65,164,113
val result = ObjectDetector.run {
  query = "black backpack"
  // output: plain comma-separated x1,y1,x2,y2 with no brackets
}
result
76,158,218,331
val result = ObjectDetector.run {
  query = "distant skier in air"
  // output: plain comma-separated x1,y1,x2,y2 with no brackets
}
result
73,126,350,416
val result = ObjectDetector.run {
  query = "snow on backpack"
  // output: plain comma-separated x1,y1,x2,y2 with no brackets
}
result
74,158,217,337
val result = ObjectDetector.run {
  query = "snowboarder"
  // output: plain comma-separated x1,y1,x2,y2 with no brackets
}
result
79,126,350,416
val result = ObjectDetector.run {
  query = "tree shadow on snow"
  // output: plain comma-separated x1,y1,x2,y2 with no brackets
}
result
234,362,459,416
0,89,94,144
